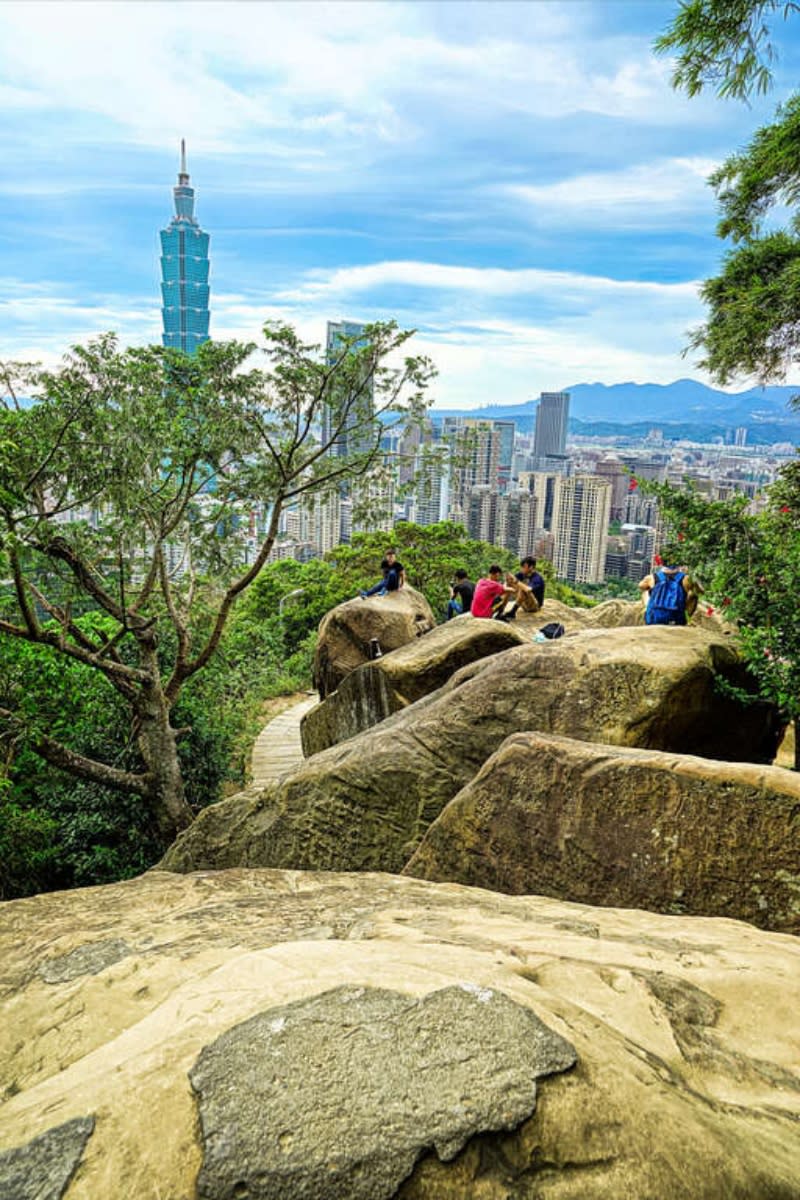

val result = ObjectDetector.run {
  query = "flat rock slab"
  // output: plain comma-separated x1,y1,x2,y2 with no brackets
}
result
0,1116,94,1200
1,869,799,1198
190,984,575,1200
404,732,800,933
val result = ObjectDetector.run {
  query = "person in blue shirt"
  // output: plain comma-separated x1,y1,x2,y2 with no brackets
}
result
639,549,701,625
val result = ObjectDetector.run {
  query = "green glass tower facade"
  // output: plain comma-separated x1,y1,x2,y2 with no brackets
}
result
160,140,210,353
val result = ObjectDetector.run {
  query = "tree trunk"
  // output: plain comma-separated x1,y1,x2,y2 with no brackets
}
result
794,716,800,773
138,709,194,841
135,638,195,841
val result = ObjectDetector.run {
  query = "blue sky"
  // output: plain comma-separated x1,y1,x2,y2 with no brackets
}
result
2,0,800,409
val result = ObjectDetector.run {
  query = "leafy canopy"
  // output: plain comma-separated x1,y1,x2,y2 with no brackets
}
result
0,321,433,838
655,3,800,384
655,1,800,100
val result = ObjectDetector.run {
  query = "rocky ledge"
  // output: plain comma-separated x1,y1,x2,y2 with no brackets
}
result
1,869,798,1199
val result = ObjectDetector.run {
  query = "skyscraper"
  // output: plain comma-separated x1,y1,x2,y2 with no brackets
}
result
533,391,570,464
160,141,210,354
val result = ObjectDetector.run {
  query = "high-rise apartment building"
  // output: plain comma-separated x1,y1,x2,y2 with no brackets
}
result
495,489,536,557
533,392,570,462
594,458,629,521
466,486,497,543
442,417,501,520
551,475,611,584
493,420,516,493
520,470,566,532
160,141,210,353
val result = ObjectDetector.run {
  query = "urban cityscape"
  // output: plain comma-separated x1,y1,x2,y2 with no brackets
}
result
158,144,797,588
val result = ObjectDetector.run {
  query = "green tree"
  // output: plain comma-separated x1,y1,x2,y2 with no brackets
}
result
655,1,799,100
0,323,432,840
325,521,591,616
649,465,800,768
657,2,800,383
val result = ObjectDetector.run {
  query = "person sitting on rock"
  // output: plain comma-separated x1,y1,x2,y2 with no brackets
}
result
517,556,545,608
447,568,475,619
499,557,544,620
360,548,406,599
471,565,517,619
638,548,700,625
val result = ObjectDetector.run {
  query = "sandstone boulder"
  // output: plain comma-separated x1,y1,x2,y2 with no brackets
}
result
313,587,435,699
1,870,798,1199
404,731,800,933
302,615,528,756
161,627,780,876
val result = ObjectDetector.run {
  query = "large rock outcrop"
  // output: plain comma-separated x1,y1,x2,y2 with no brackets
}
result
404,731,800,933
1,870,798,1199
302,615,529,756
161,627,780,876
313,587,435,699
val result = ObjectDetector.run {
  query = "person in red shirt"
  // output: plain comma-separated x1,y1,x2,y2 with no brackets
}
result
471,565,517,618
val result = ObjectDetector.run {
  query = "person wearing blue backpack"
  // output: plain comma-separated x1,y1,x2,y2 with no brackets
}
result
638,549,701,625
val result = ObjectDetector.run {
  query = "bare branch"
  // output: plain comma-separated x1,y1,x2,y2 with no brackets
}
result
30,732,150,796
166,496,284,697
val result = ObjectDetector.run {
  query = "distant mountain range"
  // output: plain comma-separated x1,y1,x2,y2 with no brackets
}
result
431,379,800,445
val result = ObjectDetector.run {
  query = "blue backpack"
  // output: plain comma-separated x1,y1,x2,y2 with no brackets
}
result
646,569,687,625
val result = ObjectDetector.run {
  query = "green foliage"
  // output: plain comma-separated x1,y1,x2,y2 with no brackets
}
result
657,5,800,386
647,461,800,760
325,522,518,618
684,96,800,384
0,602,312,899
655,1,799,100
244,558,352,654
578,577,641,601
0,322,433,839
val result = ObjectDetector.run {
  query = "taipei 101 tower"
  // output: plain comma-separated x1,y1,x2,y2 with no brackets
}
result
160,140,210,353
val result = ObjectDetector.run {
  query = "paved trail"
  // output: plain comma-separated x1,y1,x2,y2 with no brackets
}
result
250,695,317,785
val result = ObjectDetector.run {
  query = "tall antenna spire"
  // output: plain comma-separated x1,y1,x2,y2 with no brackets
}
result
178,139,189,185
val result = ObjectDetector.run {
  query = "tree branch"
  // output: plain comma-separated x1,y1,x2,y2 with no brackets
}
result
166,496,284,697
31,732,150,796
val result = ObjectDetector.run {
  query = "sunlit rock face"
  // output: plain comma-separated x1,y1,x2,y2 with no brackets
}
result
161,626,781,877
1,869,798,1199
313,586,436,700
302,615,528,756
404,730,800,933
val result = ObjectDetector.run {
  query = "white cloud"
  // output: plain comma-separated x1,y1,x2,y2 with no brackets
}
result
0,0,699,158
503,157,720,226
278,259,700,305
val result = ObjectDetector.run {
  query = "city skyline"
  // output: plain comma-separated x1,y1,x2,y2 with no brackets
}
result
3,2,800,408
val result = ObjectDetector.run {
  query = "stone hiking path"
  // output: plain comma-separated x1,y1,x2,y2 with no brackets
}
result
250,694,317,785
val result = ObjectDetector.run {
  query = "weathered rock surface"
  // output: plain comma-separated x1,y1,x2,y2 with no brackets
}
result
1,870,798,1199
302,616,528,756
191,984,575,1200
313,587,436,699
404,731,800,933
161,626,780,876
0,1116,95,1200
